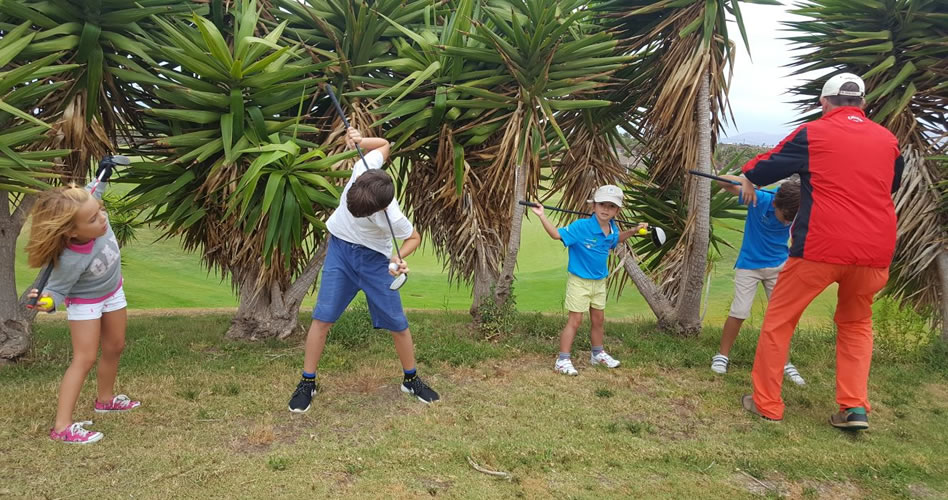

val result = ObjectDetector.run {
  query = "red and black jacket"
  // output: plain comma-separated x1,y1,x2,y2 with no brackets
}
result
742,107,903,268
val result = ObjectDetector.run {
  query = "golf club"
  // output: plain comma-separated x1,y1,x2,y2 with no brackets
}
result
324,83,407,291
687,170,776,194
90,155,130,195
25,264,54,309
26,154,129,309
518,201,667,248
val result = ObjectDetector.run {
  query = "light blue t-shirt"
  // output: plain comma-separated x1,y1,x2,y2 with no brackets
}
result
735,189,791,270
557,216,620,280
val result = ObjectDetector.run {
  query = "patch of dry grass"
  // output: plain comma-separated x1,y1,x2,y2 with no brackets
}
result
1,311,946,499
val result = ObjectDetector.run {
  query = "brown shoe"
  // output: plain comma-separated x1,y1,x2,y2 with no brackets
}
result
829,408,869,430
741,395,781,422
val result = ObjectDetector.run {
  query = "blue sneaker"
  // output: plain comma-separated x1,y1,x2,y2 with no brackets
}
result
830,408,868,430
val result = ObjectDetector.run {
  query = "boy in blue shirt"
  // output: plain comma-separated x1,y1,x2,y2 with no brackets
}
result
710,175,805,385
530,185,648,375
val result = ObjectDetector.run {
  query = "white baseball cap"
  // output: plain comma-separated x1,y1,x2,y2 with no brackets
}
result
820,73,865,98
588,185,623,207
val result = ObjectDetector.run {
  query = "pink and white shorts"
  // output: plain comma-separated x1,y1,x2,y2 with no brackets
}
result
65,287,127,321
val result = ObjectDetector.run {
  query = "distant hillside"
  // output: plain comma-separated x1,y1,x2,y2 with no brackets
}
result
720,131,787,147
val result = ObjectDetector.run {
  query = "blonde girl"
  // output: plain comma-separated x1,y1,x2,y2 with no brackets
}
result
26,165,139,444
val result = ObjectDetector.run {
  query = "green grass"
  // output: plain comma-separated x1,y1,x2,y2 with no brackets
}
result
1,310,945,498
14,208,839,325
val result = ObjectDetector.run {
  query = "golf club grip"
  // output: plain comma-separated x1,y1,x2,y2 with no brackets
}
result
27,263,54,306
687,170,776,194
89,166,108,195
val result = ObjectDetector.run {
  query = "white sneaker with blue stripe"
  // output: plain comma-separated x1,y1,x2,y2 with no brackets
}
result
784,363,806,386
711,354,729,374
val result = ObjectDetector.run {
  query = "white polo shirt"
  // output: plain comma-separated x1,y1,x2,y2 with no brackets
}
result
325,149,413,258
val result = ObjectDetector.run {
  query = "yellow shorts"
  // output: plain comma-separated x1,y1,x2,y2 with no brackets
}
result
564,273,607,312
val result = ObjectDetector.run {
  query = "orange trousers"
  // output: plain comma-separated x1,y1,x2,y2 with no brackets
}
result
751,257,889,420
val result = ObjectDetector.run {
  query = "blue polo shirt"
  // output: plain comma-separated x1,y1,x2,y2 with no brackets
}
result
558,216,620,280
735,189,791,270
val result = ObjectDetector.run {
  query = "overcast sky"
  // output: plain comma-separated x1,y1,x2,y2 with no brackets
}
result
722,3,825,141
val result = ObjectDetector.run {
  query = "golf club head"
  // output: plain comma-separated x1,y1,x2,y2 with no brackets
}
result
651,227,667,247
390,273,407,290
108,155,131,166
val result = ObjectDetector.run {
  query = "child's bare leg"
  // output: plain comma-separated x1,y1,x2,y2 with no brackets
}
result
303,319,333,374
559,311,585,354
589,307,605,348
55,320,101,432
718,316,745,356
390,328,416,371
391,327,439,402
96,308,127,403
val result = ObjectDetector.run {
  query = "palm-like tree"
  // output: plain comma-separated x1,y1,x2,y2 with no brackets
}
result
603,0,774,334
116,0,348,339
0,0,204,176
1,0,785,349
471,0,626,312
0,29,73,360
271,0,430,144
783,0,948,338
312,0,628,319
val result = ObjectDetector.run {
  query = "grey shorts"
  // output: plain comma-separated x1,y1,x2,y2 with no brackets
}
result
729,265,784,319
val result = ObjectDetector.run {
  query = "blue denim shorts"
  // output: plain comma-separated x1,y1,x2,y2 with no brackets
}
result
312,236,408,331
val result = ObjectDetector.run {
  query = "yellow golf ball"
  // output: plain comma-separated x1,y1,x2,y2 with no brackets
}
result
638,228,648,235
38,297,53,309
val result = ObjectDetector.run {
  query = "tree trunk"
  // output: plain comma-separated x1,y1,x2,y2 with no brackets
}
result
0,231,31,364
225,239,329,340
0,192,37,363
616,245,677,329
672,71,713,336
470,256,497,322
493,163,527,307
0,190,36,364
938,249,948,342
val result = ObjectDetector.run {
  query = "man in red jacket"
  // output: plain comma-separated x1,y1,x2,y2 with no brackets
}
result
736,73,903,430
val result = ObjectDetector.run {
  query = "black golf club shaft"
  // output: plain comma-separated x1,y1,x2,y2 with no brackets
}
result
324,84,403,263
687,170,776,194
518,201,646,228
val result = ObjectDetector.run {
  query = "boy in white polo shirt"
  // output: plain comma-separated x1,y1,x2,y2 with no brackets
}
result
530,185,648,375
288,128,439,413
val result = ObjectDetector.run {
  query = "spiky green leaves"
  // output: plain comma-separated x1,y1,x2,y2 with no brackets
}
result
118,0,339,270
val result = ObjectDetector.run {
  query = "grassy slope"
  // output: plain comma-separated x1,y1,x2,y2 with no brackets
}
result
15,207,839,325
0,311,945,499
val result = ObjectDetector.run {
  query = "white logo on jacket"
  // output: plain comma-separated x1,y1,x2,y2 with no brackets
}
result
89,237,120,277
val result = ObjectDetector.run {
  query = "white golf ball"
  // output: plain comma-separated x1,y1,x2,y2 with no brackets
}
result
389,262,398,272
